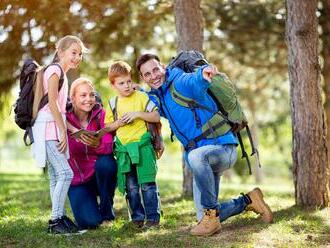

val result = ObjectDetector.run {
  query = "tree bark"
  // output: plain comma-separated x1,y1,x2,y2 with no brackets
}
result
174,0,203,52
174,0,203,197
320,0,330,167
286,0,330,207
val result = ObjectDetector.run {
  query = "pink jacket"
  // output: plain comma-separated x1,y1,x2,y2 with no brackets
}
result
66,104,114,185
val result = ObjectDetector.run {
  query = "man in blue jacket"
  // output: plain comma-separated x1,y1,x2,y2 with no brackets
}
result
136,54,273,236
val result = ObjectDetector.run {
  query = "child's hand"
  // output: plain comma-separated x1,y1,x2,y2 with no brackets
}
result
120,112,141,124
115,119,127,128
57,129,68,153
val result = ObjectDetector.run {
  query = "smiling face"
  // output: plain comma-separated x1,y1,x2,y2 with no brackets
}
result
139,59,166,89
112,74,134,97
58,42,83,70
71,82,96,113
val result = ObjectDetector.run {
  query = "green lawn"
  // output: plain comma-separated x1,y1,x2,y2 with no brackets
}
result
0,159,329,248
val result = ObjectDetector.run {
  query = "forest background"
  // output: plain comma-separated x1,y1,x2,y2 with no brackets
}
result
0,1,329,247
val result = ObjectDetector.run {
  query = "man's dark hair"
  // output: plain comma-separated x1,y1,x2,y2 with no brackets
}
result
136,54,160,73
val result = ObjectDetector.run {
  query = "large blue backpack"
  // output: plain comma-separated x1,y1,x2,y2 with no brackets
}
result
167,50,260,174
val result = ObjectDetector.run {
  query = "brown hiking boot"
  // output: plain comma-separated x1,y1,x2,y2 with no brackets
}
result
190,209,221,236
246,187,273,223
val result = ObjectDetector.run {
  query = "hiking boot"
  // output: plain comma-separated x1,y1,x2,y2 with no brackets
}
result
190,209,221,236
61,215,79,233
143,220,160,230
246,187,273,223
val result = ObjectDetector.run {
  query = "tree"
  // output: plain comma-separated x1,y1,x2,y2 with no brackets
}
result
203,0,289,181
286,0,330,207
320,0,330,166
174,0,203,197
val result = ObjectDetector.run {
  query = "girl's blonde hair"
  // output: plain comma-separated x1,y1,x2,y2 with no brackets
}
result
52,35,88,63
70,77,94,100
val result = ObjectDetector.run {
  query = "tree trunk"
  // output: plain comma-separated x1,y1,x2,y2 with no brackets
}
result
174,0,203,52
286,0,330,207
174,0,203,197
320,0,330,167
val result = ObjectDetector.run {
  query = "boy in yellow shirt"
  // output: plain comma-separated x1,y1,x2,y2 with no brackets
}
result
105,61,161,229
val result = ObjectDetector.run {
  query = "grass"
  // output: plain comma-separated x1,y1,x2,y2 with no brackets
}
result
0,157,329,248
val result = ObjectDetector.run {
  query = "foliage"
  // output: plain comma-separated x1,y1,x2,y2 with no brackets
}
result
0,0,173,108
0,0,293,180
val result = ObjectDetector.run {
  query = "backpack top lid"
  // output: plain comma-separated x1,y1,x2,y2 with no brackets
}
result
168,50,209,73
19,59,40,89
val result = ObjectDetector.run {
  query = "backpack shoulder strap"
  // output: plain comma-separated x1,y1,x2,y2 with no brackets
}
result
109,96,118,121
169,83,194,108
170,83,216,112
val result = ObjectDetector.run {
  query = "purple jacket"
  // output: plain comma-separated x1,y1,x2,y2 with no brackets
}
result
66,104,114,186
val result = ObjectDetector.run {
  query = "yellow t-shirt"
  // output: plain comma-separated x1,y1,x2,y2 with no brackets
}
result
105,91,157,144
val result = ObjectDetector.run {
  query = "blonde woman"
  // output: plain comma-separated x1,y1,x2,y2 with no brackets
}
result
66,78,117,230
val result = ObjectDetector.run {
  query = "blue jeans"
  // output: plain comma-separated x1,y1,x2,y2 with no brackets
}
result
68,154,117,229
46,141,74,220
126,166,160,222
186,144,249,221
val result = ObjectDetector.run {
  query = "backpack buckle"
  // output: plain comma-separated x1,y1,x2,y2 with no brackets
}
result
185,140,196,151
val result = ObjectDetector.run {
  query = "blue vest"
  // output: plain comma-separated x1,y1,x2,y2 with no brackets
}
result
148,67,237,151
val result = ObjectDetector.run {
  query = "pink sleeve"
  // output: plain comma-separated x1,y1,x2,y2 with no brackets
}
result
43,65,62,94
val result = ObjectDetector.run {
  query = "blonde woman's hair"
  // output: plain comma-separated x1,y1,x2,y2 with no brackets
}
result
70,77,94,100
52,35,88,63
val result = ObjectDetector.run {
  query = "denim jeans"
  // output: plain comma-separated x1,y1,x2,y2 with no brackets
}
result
46,141,74,220
126,166,160,222
68,154,117,229
186,144,248,221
